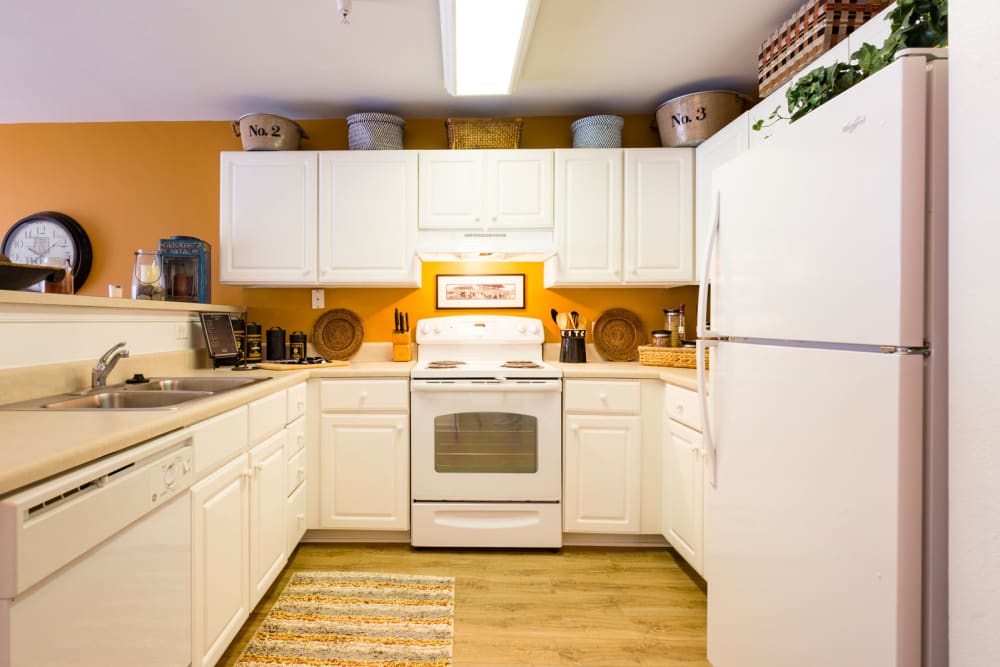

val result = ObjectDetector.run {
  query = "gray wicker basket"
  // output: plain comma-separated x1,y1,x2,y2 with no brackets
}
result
346,112,404,150
570,115,624,148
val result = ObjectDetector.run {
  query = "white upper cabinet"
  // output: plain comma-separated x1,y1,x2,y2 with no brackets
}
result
220,151,318,285
318,151,421,286
546,149,623,285
545,148,694,287
694,113,750,282
623,148,694,284
749,39,853,149
418,150,553,230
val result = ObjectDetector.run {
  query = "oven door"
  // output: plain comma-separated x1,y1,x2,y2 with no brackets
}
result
410,379,562,502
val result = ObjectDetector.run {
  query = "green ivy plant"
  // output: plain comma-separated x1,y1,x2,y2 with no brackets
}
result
753,0,948,130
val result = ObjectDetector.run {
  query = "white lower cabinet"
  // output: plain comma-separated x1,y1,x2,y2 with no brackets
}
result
563,380,642,533
189,383,307,667
248,429,288,607
662,384,706,577
191,453,250,667
318,379,410,531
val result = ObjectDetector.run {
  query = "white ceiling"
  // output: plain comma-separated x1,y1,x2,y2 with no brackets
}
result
1,0,804,124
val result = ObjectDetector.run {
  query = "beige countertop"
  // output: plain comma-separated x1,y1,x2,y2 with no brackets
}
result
0,357,698,497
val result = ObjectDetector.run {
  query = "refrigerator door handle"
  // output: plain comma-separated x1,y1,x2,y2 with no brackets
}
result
697,191,721,340
697,337,719,488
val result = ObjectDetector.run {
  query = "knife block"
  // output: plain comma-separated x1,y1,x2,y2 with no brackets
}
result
392,331,412,362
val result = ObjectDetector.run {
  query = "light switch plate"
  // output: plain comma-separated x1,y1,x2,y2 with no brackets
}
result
311,289,325,309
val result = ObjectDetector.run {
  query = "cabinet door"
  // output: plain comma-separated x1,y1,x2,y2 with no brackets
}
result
623,148,694,284
319,413,409,530
191,454,249,667
418,151,484,229
695,114,749,282
564,413,642,533
544,149,623,286
318,151,420,285
286,481,308,555
485,150,553,229
219,151,318,284
249,430,287,607
663,419,705,576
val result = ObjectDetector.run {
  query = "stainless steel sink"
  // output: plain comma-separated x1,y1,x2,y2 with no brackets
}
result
120,377,265,393
43,390,212,410
0,375,271,411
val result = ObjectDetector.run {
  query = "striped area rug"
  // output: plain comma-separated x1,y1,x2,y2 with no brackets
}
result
235,571,455,667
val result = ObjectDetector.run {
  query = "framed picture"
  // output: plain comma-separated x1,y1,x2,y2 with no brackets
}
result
436,274,526,310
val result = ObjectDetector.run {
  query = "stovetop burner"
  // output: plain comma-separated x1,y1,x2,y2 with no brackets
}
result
426,360,467,369
501,360,543,369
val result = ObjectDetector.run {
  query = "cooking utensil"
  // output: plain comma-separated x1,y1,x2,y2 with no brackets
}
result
576,313,589,330
404,312,409,332
556,312,570,330
550,308,559,327
394,308,400,333
571,310,579,328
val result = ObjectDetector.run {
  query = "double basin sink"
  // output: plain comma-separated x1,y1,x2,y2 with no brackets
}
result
1,376,271,411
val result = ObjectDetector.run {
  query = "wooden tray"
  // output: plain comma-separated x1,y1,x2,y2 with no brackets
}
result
593,308,644,362
258,360,350,371
312,308,365,360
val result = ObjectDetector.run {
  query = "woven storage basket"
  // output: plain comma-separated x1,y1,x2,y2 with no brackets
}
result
758,0,890,97
445,117,523,149
637,345,710,370
346,112,404,150
571,115,624,148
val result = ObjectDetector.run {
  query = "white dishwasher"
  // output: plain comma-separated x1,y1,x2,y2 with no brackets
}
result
0,429,195,667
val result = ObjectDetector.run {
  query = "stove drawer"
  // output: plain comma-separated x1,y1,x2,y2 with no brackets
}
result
320,379,409,411
564,380,640,414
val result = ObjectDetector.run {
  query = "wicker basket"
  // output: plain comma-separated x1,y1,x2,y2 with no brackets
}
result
445,117,523,149
637,345,710,370
757,1,890,97
346,112,404,150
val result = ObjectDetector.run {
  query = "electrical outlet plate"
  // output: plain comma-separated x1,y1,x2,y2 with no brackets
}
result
311,289,325,309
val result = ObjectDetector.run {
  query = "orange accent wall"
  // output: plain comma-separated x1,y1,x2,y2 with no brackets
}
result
0,116,698,344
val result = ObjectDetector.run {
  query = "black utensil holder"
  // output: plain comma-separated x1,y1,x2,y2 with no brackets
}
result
559,329,587,363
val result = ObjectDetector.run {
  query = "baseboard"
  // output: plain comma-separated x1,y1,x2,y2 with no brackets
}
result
561,532,671,548
301,529,671,549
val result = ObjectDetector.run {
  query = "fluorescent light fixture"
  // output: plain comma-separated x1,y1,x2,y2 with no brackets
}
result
439,0,540,96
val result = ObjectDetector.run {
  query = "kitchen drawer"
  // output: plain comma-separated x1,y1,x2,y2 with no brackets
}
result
665,384,702,432
286,382,307,422
563,380,640,414
190,406,249,479
286,447,306,496
286,415,306,458
248,389,287,444
320,379,409,411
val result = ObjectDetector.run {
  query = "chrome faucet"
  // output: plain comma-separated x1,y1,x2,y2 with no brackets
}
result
92,342,130,388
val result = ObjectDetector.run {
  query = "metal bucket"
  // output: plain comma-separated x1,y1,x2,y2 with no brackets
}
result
232,113,308,151
654,91,750,147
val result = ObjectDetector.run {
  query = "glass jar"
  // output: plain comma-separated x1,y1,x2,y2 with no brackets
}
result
39,256,74,294
651,330,671,347
131,250,165,300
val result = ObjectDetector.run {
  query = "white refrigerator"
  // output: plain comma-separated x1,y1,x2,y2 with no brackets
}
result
696,51,948,667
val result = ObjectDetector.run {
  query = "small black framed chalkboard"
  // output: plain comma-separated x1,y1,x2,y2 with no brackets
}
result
199,312,239,361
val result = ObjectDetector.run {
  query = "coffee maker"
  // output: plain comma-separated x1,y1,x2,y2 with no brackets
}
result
158,236,211,303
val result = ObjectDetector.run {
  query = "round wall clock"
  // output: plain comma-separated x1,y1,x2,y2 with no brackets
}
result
1,211,93,292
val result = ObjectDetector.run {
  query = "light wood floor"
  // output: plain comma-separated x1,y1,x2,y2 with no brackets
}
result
218,543,710,667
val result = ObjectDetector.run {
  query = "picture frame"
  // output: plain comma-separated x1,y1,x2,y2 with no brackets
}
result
436,274,526,310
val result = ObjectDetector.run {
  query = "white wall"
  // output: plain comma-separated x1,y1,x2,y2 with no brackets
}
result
949,2,1000,665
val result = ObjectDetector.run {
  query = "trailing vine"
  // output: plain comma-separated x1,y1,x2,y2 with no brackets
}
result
753,0,948,130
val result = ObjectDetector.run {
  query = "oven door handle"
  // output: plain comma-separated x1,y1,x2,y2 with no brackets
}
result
410,380,562,393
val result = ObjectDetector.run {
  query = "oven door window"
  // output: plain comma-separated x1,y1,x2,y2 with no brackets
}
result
434,412,538,473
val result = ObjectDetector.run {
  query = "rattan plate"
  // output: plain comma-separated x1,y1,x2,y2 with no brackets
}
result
593,308,644,362
312,308,364,360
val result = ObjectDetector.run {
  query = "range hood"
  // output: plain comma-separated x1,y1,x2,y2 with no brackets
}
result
416,228,556,262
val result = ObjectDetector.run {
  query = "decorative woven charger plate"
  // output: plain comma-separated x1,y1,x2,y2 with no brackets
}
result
313,308,364,360
593,308,644,362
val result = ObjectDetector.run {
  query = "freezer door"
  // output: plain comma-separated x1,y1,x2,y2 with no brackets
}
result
705,341,923,666
709,57,928,347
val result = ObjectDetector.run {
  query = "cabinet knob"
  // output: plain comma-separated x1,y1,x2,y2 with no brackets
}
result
297,512,306,524
297,433,305,445
359,390,368,401
599,392,608,401
675,403,684,414
570,424,579,432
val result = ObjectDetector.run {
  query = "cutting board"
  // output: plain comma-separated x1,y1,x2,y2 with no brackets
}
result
257,361,350,371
